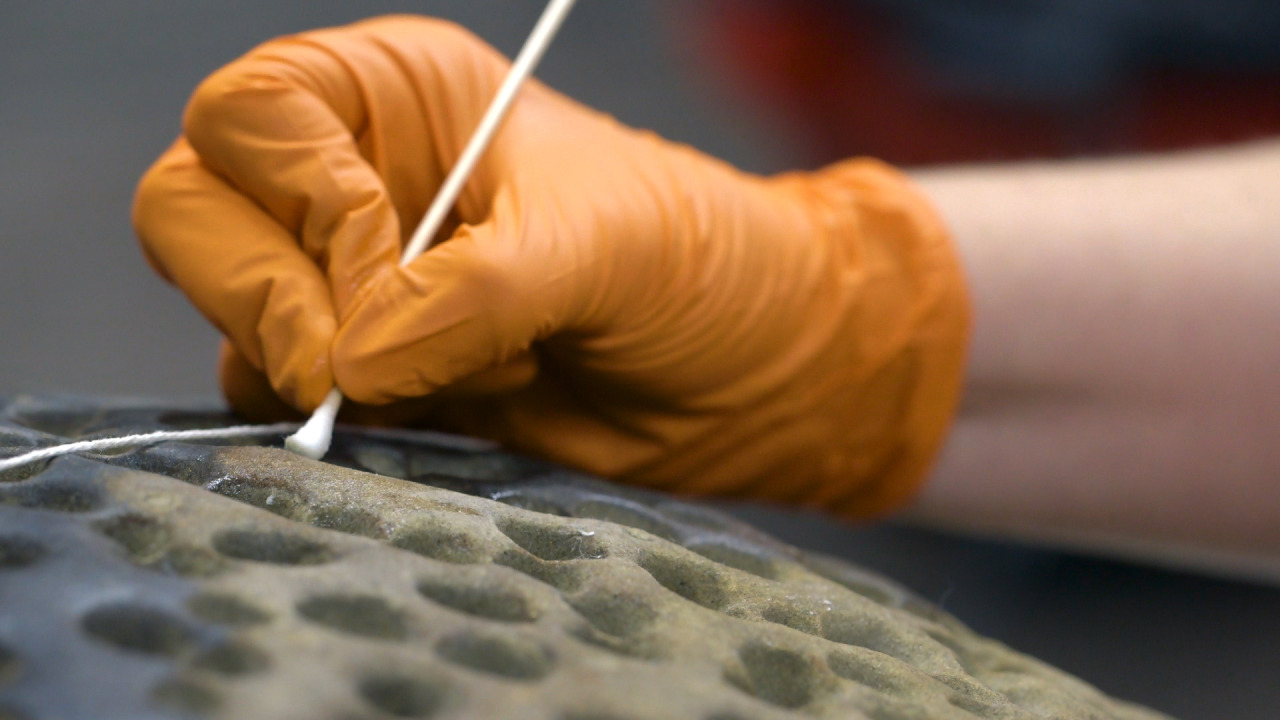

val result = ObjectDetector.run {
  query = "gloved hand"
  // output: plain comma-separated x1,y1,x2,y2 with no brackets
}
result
133,15,968,517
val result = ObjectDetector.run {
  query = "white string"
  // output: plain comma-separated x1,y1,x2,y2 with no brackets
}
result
0,423,300,473
286,0,580,460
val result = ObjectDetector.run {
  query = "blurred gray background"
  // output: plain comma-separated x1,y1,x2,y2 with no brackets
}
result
1,3,1277,719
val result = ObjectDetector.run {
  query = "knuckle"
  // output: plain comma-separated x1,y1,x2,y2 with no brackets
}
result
368,15,510,79
182,63,265,149
367,15,487,51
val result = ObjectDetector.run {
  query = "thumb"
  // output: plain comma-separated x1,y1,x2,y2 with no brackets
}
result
331,218,575,405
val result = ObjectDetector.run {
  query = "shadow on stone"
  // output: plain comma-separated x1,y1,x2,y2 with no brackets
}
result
297,595,406,641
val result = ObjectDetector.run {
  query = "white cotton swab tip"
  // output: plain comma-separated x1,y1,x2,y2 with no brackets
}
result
283,387,343,459
283,0,578,461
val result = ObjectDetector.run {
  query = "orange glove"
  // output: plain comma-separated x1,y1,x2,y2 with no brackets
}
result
133,16,968,518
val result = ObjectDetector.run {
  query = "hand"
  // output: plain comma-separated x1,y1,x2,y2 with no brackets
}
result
133,16,968,517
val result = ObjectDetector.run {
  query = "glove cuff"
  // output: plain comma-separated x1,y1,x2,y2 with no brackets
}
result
807,157,971,517
637,158,970,519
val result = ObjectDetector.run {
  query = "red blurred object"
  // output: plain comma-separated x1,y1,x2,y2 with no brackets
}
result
1131,69,1280,152
685,0,1280,165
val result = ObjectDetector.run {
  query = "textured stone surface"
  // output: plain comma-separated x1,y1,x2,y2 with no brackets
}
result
0,396,1174,720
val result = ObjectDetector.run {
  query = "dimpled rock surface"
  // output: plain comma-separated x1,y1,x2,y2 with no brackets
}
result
0,396,1173,720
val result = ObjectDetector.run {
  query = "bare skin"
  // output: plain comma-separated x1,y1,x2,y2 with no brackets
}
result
906,140,1280,582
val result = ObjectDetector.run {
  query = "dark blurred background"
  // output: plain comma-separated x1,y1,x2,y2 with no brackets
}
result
2,2,1278,718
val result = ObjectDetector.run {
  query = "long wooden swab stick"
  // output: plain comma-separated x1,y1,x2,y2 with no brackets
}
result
285,0,579,459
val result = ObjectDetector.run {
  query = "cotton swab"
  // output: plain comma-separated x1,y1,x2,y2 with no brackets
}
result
284,0,580,460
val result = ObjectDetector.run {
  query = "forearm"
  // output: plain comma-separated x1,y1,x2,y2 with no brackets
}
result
905,140,1280,582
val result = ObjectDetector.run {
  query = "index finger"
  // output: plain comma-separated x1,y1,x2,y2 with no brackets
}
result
133,140,336,411
178,17,511,317
180,32,405,317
